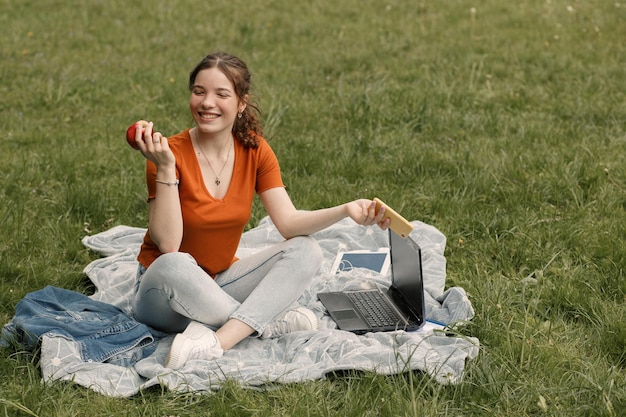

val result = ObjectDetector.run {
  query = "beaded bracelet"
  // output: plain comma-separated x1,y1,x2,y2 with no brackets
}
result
155,179,180,186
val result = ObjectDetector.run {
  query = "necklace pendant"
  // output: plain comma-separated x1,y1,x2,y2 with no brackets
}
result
215,178,221,186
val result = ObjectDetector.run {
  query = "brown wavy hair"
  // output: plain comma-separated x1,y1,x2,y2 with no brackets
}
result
189,52,262,148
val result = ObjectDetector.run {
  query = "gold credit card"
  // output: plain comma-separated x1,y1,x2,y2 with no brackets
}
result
373,198,414,238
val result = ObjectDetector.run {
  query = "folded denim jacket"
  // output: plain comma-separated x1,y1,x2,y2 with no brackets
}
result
1,286,157,366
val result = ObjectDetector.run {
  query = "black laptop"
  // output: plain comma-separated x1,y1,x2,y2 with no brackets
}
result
318,229,425,334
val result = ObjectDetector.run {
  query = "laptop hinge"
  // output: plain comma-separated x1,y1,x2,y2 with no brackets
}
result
387,287,422,324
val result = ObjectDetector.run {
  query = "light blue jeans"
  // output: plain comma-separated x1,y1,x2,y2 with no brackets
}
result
131,236,322,336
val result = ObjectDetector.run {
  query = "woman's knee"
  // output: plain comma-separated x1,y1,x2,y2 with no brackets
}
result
289,236,323,270
139,252,199,287
151,252,197,270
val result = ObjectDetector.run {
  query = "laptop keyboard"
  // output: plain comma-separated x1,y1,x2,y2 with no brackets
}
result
347,291,405,328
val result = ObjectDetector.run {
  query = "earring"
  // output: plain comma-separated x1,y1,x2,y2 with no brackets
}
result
237,112,243,119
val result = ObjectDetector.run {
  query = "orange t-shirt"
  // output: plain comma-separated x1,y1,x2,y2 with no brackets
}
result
137,129,284,276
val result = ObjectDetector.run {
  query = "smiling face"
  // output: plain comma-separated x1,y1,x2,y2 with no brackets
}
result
189,67,247,140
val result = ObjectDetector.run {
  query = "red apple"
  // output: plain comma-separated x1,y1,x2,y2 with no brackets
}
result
126,120,152,150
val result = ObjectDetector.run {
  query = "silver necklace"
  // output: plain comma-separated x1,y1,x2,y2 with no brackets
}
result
194,131,232,186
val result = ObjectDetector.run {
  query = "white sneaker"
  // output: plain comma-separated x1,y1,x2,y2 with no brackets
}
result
261,307,319,339
165,321,223,370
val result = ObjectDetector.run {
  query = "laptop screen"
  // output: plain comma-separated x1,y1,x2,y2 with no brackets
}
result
389,230,425,317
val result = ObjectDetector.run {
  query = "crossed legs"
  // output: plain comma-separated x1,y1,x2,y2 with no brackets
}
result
132,236,323,352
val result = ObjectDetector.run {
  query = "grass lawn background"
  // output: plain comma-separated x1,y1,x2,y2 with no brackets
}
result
0,0,624,415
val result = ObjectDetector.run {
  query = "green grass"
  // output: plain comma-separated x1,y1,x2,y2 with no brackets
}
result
1,0,625,415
